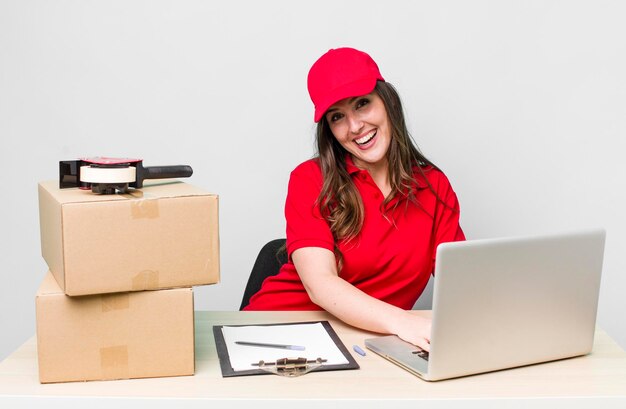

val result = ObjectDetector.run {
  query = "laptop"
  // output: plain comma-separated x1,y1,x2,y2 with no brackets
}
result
365,228,606,381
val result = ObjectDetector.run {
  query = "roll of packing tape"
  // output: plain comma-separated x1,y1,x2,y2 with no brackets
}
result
80,166,136,183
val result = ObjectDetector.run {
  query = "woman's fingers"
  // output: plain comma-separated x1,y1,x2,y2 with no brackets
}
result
414,337,430,352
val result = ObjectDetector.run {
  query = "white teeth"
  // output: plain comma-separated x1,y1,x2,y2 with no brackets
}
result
355,130,376,145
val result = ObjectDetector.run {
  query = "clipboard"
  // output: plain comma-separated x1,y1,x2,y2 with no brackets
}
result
213,321,360,377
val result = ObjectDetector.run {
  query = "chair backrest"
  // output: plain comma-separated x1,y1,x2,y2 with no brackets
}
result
239,239,287,310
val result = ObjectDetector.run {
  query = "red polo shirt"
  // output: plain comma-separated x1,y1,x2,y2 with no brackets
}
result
244,156,465,311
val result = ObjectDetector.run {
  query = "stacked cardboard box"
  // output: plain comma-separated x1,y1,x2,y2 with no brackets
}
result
35,180,220,383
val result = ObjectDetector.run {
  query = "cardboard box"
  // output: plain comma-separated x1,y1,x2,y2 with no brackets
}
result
36,271,195,383
38,180,219,295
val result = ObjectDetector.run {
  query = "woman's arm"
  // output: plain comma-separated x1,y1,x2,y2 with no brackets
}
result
292,246,432,351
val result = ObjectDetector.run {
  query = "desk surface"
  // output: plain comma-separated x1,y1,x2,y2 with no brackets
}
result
1,311,626,409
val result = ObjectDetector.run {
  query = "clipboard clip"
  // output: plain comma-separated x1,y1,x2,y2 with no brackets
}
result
251,357,327,377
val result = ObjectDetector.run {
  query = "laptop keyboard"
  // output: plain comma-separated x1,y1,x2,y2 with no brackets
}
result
413,349,429,361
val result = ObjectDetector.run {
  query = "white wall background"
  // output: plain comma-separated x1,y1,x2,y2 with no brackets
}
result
1,0,625,361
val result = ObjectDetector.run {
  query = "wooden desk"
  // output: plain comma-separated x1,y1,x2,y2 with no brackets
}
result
1,311,626,408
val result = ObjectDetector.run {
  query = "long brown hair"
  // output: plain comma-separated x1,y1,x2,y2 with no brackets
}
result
316,81,438,248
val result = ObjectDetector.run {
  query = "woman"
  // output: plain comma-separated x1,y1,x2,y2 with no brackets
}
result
244,47,465,352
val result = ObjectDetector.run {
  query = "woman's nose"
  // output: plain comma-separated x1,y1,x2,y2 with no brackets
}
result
348,113,364,134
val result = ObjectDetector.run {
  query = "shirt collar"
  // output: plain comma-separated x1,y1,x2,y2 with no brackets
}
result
344,153,430,190
344,154,364,175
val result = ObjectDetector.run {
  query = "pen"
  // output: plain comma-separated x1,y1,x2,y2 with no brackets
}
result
353,345,366,356
235,341,306,351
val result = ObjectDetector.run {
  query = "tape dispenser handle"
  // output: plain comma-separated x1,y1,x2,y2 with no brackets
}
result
133,163,193,188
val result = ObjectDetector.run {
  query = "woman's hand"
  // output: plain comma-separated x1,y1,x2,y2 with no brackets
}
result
392,312,432,352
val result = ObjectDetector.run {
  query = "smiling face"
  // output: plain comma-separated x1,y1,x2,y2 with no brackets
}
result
325,91,391,174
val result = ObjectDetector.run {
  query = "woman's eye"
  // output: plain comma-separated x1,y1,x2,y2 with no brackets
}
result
329,112,343,122
355,98,370,109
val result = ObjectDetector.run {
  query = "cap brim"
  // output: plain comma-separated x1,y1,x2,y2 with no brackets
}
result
314,78,379,122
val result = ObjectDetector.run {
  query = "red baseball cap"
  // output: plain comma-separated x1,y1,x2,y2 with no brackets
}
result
307,47,385,122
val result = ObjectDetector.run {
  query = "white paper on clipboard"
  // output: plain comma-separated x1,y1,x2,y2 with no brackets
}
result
221,322,350,371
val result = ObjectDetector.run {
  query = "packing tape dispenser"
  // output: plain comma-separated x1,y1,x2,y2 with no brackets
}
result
59,157,193,194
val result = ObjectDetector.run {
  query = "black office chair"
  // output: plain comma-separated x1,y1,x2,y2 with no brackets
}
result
239,239,288,310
